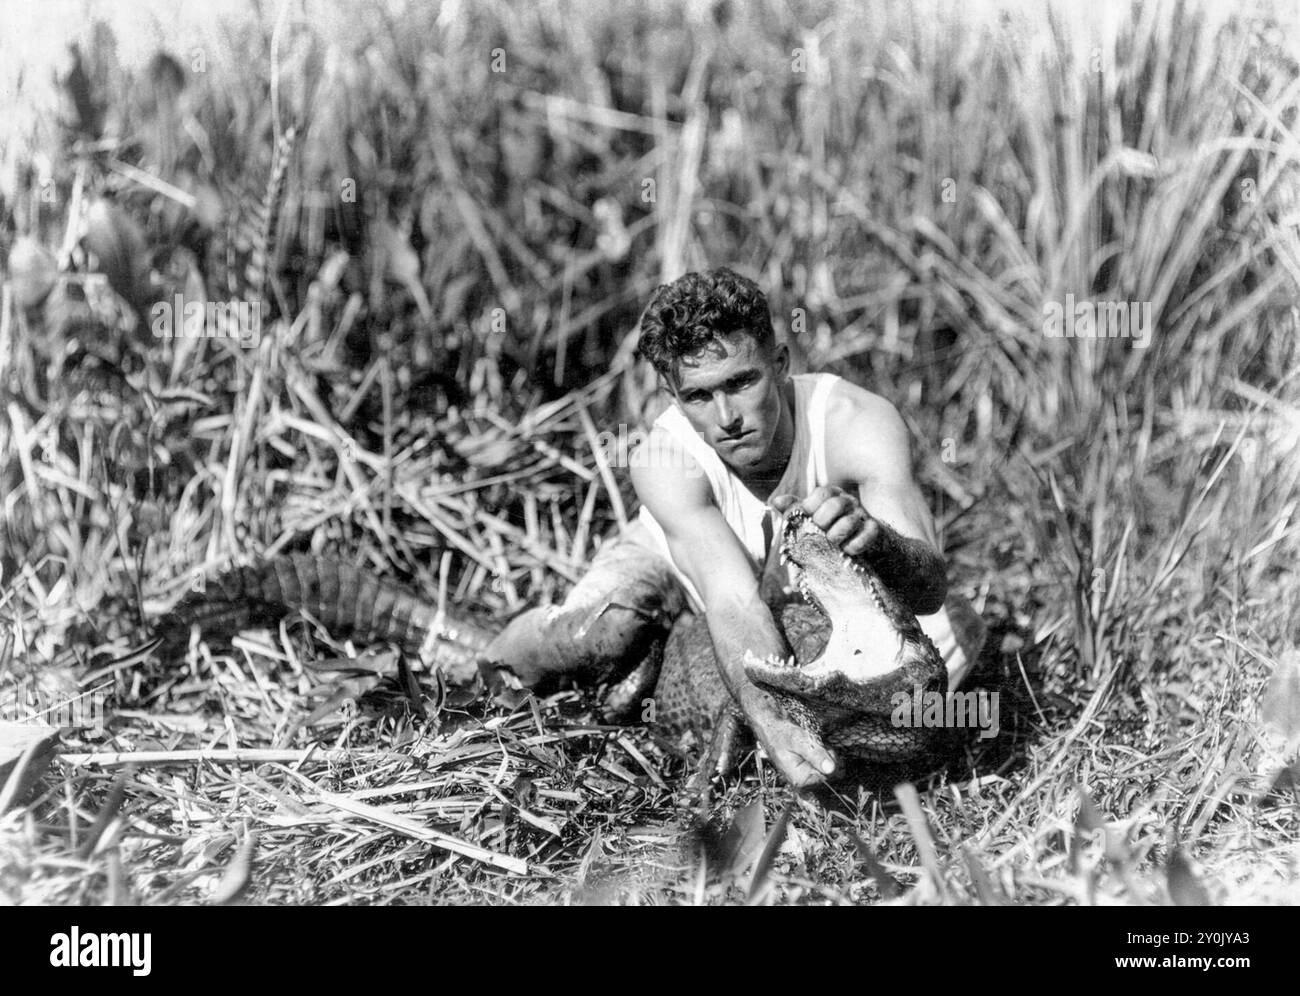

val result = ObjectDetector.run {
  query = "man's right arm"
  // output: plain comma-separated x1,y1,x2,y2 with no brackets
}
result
630,430,836,788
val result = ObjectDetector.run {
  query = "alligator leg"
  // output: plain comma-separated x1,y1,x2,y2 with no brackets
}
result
600,635,664,724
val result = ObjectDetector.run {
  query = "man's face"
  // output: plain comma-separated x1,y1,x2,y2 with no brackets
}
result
670,332,789,471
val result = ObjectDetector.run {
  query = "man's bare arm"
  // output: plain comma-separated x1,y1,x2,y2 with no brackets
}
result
774,384,946,615
630,432,835,787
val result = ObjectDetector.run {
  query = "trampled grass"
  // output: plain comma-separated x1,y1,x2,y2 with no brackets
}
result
0,0,1298,904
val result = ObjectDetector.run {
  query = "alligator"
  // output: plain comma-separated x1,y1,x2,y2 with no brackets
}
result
158,508,948,769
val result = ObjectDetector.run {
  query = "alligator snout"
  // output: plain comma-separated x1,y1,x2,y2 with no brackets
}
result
744,508,947,754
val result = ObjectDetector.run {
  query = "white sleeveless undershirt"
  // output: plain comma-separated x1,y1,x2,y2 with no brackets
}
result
637,373,839,610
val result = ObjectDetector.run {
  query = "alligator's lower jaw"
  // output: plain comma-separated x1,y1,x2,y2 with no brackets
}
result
743,634,937,714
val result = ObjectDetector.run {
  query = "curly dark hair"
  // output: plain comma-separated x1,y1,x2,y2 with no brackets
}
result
636,268,776,384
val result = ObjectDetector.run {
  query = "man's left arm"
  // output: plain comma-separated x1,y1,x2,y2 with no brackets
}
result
772,385,947,616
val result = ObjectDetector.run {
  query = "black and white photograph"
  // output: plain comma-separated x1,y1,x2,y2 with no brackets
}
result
0,0,1297,930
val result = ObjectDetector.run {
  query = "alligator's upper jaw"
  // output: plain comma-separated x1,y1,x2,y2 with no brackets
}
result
745,508,928,712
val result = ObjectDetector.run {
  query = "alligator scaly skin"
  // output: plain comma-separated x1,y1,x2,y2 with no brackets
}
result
159,554,494,679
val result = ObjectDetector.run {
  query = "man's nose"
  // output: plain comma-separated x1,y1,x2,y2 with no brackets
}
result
715,394,739,429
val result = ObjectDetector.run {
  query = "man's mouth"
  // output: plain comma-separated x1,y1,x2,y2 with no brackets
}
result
720,429,753,444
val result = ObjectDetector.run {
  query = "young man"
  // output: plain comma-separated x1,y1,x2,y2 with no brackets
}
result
482,268,985,789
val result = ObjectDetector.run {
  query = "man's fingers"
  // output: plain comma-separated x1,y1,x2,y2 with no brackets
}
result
843,533,871,556
811,495,858,532
805,742,836,776
796,485,844,518
746,693,837,786
808,485,845,504
790,723,836,778
762,728,836,787
824,512,863,546
841,518,879,556
769,494,798,513
823,507,877,553
785,750,836,788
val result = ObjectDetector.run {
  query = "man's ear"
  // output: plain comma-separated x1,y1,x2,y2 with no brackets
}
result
771,342,791,380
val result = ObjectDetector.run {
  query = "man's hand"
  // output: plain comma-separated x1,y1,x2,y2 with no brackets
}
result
738,683,836,788
771,487,882,560
770,485,947,616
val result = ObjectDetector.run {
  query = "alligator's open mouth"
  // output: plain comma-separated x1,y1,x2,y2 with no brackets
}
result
743,508,922,714
777,530,826,619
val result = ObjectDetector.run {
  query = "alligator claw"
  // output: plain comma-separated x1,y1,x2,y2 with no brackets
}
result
711,709,746,775
684,708,749,793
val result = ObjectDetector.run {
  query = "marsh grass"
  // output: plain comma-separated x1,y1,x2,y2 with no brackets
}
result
1,0,1298,904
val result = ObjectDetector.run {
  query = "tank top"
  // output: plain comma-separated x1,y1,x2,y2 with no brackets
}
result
637,373,840,610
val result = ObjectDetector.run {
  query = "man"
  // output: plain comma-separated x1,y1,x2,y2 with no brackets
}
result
483,268,984,789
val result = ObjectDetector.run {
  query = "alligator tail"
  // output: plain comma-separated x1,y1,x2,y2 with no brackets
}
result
158,555,496,681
